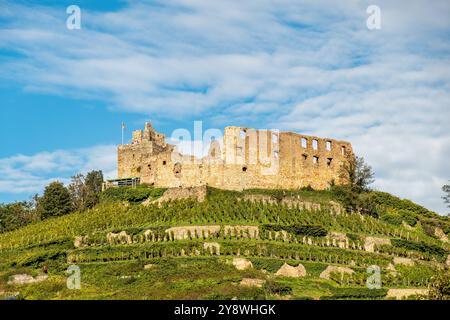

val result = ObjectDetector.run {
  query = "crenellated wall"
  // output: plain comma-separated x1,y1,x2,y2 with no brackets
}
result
116,122,353,190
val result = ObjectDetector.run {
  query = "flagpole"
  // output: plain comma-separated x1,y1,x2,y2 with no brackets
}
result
121,122,125,145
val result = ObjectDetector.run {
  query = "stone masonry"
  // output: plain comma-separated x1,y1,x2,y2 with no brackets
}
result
113,122,353,191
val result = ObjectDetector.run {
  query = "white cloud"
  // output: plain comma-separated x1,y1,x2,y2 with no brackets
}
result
0,145,117,197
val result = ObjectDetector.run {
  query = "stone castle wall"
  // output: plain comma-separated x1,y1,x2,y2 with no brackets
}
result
116,122,353,190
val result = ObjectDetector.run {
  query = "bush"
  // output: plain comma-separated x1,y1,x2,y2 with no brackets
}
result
249,258,284,273
264,280,293,295
381,213,403,226
398,210,418,226
357,193,379,217
428,269,450,300
331,185,359,212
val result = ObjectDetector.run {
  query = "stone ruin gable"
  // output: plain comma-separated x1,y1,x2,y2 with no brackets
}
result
117,122,353,190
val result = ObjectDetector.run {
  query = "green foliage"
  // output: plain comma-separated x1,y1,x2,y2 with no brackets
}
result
355,192,379,217
264,280,293,295
346,233,360,242
386,264,437,288
14,249,66,267
391,239,447,259
101,186,165,203
68,170,103,211
330,185,360,213
261,224,327,237
38,182,73,219
321,287,387,300
428,269,450,300
84,170,104,209
249,258,284,273
0,201,39,233
331,186,378,217
363,192,438,218
381,213,403,226
241,188,334,204
398,210,418,226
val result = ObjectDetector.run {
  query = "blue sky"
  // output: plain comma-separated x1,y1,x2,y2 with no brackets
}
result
0,0,449,214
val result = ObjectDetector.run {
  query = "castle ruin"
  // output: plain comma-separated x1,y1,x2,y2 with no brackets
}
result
109,122,353,190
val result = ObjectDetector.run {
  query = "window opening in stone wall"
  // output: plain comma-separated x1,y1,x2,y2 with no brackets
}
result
163,160,167,165
341,146,346,155
173,162,182,175
312,139,318,150
313,156,319,164
242,166,247,172
240,130,246,140
326,141,332,151
302,154,308,161
327,158,333,166
301,138,307,148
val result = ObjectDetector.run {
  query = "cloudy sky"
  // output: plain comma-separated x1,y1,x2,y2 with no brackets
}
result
0,0,449,214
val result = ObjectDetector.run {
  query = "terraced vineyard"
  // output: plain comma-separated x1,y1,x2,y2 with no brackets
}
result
0,187,449,300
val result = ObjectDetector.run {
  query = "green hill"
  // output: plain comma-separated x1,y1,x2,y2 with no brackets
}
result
0,186,449,300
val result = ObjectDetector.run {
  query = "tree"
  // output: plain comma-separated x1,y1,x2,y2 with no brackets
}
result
340,155,375,193
443,182,450,209
428,269,450,300
84,170,104,209
68,174,87,211
39,181,73,219
68,170,104,211
0,201,39,233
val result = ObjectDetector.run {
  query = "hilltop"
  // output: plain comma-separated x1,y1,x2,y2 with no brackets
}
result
0,186,449,300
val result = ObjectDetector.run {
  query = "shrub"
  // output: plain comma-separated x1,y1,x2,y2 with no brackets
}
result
428,269,450,300
264,280,293,295
249,258,284,273
398,210,418,226
381,213,403,226
330,185,359,212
